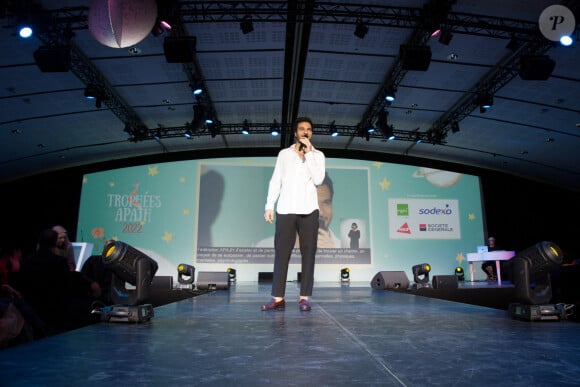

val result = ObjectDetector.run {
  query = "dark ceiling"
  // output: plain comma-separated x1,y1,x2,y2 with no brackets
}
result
1,0,579,190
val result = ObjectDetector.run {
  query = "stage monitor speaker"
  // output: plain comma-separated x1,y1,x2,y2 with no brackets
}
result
197,271,229,290
258,272,273,283
432,275,458,289
163,36,197,63
33,46,71,72
371,271,410,290
400,44,432,71
151,275,173,290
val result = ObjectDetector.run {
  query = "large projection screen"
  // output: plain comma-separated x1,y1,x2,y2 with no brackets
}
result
76,157,485,282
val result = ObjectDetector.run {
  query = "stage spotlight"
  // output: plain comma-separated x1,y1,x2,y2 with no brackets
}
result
455,267,465,281
385,85,396,103
184,128,193,139
329,121,338,137
84,84,104,108
177,263,195,285
354,19,369,39
412,263,431,287
242,119,250,135
341,268,350,281
191,81,203,96
477,93,493,109
512,241,562,305
240,15,254,34
102,240,159,307
84,84,99,99
270,120,280,136
227,267,237,281
509,241,565,321
18,23,33,39
451,120,460,134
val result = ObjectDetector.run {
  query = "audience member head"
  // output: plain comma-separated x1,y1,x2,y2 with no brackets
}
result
37,229,58,253
52,225,70,249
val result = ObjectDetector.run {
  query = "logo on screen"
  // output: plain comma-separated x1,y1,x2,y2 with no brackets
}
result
397,222,411,234
397,203,409,216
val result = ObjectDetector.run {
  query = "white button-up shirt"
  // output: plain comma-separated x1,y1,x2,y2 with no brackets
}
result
265,145,326,214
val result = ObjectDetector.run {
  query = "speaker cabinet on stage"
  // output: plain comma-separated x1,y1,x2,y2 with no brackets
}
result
151,275,173,290
371,271,410,290
258,272,273,283
432,275,458,289
196,271,229,290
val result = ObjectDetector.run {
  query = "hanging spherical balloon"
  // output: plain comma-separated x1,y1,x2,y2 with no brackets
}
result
88,0,157,48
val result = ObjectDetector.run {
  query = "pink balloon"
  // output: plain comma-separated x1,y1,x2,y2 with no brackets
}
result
88,0,157,48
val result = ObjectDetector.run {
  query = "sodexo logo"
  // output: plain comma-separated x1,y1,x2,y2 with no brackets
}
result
418,204,453,215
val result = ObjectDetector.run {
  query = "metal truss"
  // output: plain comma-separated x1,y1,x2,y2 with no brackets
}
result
127,122,442,145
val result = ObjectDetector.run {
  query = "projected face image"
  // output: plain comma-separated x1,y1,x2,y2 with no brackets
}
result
317,183,333,231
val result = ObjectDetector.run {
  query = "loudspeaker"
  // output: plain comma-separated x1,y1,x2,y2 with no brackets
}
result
400,44,432,71
371,271,410,290
258,272,273,283
196,271,229,290
151,275,173,290
519,55,555,80
33,46,71,72
432,275,458,289
163,36,197,63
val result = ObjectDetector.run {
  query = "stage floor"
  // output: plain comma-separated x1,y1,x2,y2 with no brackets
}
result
1,282,579,386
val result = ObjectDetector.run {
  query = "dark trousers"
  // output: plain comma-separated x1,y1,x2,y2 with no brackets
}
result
272,211,319,298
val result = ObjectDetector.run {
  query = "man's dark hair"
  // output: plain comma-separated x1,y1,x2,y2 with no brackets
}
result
294,116,313,130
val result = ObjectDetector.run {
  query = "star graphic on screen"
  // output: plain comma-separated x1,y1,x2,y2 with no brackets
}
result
161,231,173,243
456,252,465,264
379,177,391,190
183,208,190,216
373,161,382,168
148,166,159,176
468,213,476,220
109,181,115,188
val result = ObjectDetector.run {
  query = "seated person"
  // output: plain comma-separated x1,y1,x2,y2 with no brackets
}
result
481,236,500,281
18,229,102,334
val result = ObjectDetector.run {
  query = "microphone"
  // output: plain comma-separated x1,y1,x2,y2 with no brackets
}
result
298,137,308,151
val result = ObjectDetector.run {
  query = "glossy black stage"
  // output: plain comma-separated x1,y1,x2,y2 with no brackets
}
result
1,282,579,386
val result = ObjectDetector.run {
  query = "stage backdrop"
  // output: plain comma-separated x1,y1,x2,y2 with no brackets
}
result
76,157,486,282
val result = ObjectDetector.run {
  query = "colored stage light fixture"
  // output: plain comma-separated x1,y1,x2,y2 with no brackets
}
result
227,267,237,281
512,241,562,305
455,267,465,281
102,240,158,306
341,268,350,281
412,263,431,284
177,263,196,285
